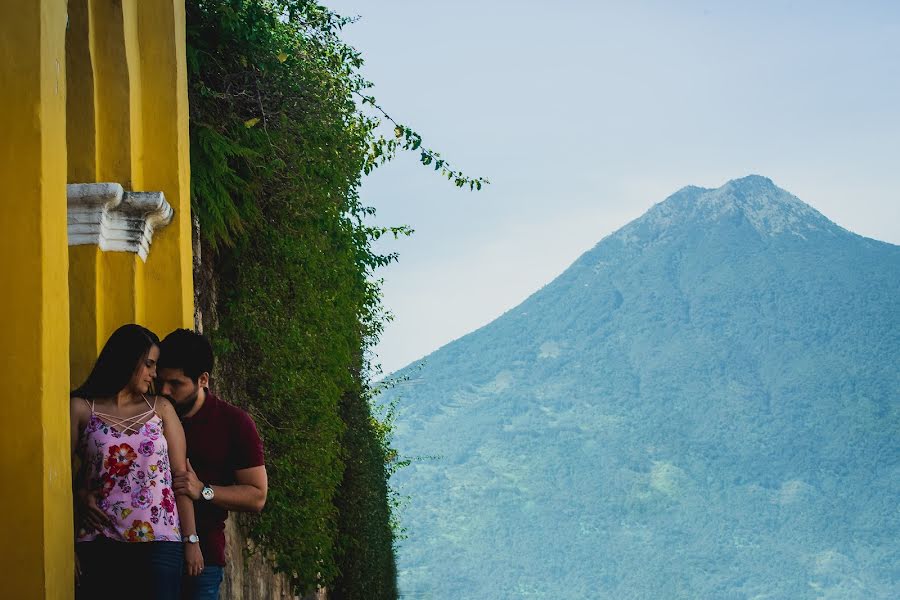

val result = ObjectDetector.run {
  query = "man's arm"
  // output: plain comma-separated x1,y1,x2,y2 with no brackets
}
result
173,461,268,513
206,464,267,513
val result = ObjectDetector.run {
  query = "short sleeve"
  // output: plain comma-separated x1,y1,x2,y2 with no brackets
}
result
229,407,265,470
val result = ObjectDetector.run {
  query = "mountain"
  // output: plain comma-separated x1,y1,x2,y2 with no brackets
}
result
382,176,900,599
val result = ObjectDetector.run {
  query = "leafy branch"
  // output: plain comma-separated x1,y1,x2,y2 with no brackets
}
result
357,92,490,191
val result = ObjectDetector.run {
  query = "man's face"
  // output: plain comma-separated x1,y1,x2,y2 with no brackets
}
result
157,367,201,415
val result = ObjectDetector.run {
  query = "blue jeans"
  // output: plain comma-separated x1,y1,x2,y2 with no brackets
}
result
149,541,185,598
77,538,184,599
181,565,224,600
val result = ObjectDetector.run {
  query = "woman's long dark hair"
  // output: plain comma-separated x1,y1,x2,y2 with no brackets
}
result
71,324,160,399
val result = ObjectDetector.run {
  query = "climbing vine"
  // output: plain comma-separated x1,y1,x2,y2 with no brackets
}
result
186,0,484,596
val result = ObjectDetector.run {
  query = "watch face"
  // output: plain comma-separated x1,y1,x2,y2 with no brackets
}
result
202,486,214,500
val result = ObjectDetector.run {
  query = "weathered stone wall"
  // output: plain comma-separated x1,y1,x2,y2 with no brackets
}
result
222,517,330,600
221,517,295,599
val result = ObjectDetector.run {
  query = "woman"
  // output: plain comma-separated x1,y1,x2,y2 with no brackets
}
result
70,324,203,599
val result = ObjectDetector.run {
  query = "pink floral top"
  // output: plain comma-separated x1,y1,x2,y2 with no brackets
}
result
76,400,181,543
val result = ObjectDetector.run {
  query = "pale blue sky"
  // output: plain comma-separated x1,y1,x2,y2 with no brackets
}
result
326,0,900,375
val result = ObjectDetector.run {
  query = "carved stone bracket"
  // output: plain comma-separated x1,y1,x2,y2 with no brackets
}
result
67,183,173,261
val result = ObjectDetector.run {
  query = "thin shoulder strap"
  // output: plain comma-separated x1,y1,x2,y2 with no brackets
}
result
143,394,155,411
81,398,95,413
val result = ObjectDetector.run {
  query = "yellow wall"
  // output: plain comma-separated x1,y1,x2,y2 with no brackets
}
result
0,1,73,598
138,0,195,337
1,0,194,596
66,0,97,183
69,245,149,388
67,0,194,387
69,245,102,389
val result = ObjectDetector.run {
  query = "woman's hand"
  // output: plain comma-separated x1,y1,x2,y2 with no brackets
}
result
75,488,110,532
185,542,205,577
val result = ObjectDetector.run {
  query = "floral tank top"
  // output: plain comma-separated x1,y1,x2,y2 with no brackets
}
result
76,397,181,543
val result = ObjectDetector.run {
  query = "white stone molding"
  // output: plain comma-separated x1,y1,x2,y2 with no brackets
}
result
67,183,173,261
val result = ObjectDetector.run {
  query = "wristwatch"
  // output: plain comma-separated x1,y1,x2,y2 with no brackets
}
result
201,485,215,501
183,534,200,543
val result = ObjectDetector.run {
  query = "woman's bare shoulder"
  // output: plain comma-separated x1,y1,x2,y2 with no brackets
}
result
70,396,90,414
153,395,177,417
69,396,92,429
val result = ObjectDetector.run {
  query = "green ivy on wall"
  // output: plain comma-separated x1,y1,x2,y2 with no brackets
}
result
186,1,483,596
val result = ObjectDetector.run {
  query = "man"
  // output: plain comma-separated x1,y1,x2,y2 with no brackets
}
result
157,329,268,600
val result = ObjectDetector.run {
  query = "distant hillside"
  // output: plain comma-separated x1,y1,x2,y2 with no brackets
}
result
383,176,900,599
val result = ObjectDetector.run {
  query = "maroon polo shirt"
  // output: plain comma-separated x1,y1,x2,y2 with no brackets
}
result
181,391,265,566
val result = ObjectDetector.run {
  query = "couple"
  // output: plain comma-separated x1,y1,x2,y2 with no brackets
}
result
70,325,267,600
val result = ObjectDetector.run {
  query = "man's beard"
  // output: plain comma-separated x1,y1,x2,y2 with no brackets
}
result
167,386,200,417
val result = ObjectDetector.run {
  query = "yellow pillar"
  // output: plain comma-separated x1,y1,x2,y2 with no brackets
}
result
138,0,195,336
0,0,73,598
68,244,147,388
66,0,98,183
68,244,102,387
122,0,145,190
102,252,147,342
66,0,144,187
67,182,170,387
90,0,134,186
66,0,190,387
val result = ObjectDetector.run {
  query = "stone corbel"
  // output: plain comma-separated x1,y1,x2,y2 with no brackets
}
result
67,183,173,261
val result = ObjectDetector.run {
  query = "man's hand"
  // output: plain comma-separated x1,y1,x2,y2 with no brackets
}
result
75,488,110,532
173,458,203,501
185,542,205,577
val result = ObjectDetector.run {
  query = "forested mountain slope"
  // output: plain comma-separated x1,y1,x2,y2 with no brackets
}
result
386,175,900,599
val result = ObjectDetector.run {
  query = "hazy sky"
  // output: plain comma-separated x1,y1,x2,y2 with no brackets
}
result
326,0,900,375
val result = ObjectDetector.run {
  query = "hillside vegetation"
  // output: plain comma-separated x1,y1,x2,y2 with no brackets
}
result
385,176,900,599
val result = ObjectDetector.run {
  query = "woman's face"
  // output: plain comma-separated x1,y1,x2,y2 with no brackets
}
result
127,344,159,396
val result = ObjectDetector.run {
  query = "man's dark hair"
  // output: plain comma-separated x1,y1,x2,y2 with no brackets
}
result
158,328,214,382
72,324,160,399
